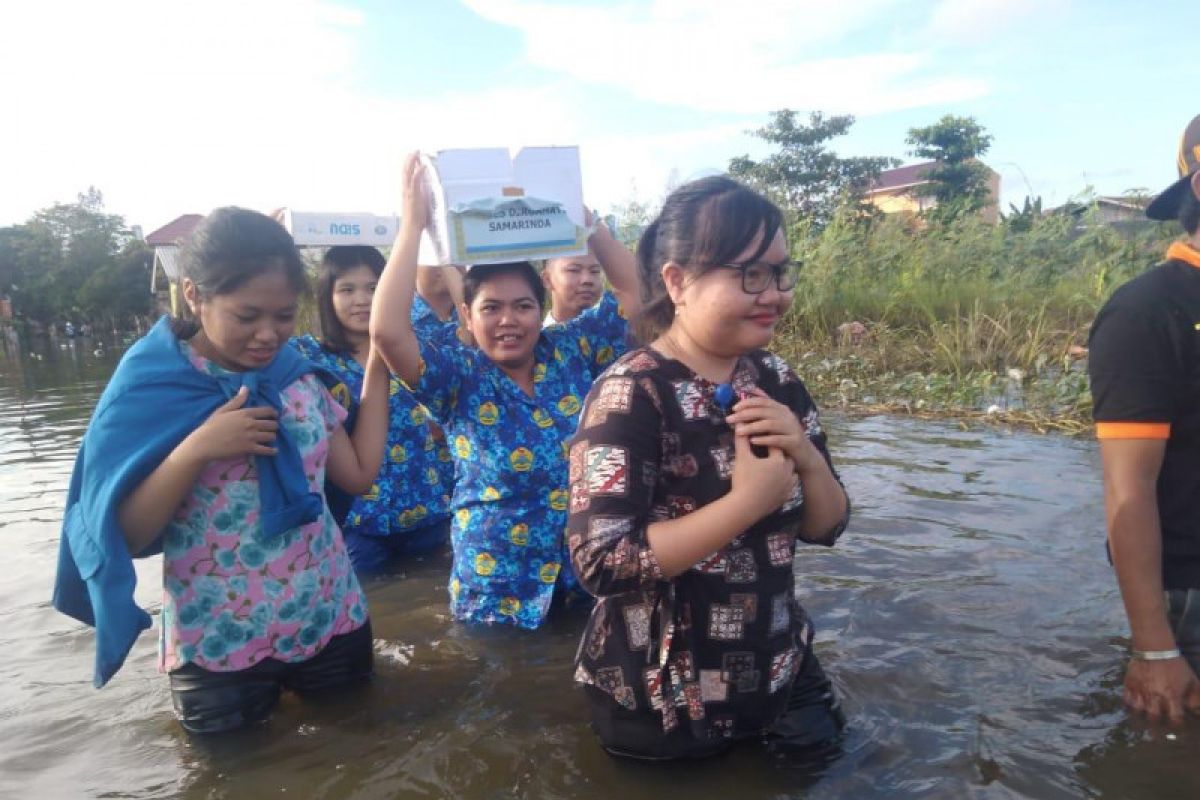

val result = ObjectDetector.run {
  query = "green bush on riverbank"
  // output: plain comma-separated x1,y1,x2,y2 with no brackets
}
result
771,204,1178,431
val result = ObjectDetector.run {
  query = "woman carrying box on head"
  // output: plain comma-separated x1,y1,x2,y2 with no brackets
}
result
567,176,850,762
371,153,640,629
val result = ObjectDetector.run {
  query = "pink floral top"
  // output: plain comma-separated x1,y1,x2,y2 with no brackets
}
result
158,343,369,673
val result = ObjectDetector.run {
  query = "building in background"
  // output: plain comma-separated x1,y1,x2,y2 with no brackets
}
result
144,214,203,315
865,161,1001,223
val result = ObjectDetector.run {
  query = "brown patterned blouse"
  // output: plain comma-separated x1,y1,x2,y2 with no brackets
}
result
567,346,847,743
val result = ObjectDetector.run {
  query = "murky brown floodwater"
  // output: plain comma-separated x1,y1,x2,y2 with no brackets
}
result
2,338,1198,799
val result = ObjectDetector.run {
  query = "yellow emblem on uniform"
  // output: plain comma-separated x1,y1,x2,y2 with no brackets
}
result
498,596,521,616
548,489,569,511
457,508,472,527
531,408,554,428
483,486,501,501
330,382,351,408
579,337,592,357
455,435,472,459
398,509,415,528
478,402,499,425
557,394,581,416
363,484,380,501
533,363,547,383
426,466,440,485
389,444,407,463
410,405,428,425
509,447,534,472
413,504,428,521
597,345,615,364
449,577,461,597
475,552,496,575
389,377,402,396
539,562,561,584
509,523,529,545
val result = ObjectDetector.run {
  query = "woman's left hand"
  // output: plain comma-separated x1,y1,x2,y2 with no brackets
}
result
400,152,428,233
726,388,825,474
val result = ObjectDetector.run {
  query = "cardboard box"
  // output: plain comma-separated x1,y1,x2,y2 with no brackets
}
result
284,211,399,247
422,146,588,265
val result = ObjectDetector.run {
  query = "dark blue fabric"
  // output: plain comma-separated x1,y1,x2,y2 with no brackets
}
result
53,316,335,687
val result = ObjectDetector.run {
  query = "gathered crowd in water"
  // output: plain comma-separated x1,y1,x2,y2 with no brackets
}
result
52,117,1200,764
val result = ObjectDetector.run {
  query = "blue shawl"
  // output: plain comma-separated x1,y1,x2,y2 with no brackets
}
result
53,317,345,687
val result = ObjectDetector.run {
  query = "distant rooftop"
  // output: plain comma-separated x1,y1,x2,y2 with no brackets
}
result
869,162,936,193
145,214,203,247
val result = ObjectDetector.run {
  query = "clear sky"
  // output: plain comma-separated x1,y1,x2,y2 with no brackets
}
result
1,0,1195,234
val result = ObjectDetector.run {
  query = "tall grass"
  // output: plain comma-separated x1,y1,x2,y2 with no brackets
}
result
772,205,1179,424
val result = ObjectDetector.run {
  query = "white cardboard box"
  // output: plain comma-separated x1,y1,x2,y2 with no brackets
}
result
422,146,588,265
284,211,399,247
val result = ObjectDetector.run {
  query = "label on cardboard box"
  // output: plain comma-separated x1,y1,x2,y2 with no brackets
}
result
422,146,588,265
285,211,399,247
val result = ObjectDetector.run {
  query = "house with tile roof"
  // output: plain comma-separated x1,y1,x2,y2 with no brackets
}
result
145,214,203,314
864,161,1001,223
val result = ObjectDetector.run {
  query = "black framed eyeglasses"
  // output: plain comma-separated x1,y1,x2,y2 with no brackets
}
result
720,259,801,294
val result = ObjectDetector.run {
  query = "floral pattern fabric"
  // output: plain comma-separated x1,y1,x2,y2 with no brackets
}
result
410,293,460,342
290,334,455,541
159,342,368,673
567,347,846,742
410,291,629,628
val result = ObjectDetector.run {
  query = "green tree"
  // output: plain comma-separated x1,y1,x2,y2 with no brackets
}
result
1002,196,1043,232
905,115,995,222
729,110,898,229
0,189,150,330
608,181,657,248
76,239,153,332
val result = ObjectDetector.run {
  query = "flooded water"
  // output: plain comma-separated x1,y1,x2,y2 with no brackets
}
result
2,340,1197,799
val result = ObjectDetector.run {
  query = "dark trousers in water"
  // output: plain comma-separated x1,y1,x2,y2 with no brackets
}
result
344,520,450,574
587,639,845,763
168,621,374,735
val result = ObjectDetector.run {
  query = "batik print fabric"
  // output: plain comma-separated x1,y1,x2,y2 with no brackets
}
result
291,335,454,541
568,347,846,742
409,292,628,629
160,342,368,673
410,293,460,343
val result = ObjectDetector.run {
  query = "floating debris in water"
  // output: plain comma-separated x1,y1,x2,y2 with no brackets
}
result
374,639,415,666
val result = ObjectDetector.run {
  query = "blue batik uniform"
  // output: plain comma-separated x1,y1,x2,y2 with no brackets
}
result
410,292,628,629
411,293,460,342
290,332,455,571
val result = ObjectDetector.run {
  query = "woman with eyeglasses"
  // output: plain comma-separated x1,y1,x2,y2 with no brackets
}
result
566,175,850,762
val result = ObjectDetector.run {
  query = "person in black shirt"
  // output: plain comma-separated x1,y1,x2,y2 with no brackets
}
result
1089,113,1200,723
566,176,849,761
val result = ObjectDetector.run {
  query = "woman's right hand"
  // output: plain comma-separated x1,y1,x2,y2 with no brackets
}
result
400,151,429,233
729,433,797,520
183,387,279,463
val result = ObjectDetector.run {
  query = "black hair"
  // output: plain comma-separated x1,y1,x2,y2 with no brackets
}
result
171,207,308,339
462,261,546,310
1179,179,1200,236
634,175,784,342
316,245,385,354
